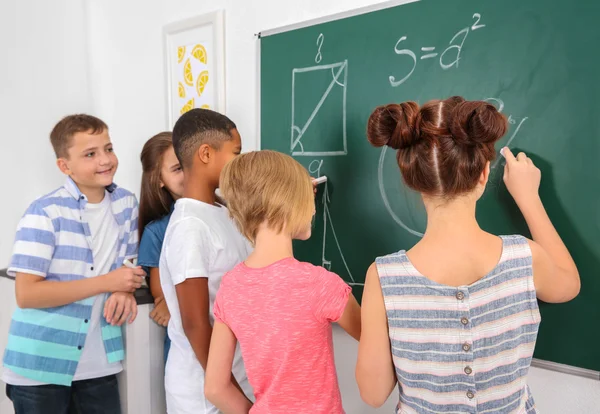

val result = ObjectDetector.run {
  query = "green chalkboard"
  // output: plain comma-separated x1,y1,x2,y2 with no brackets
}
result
260,0,600,371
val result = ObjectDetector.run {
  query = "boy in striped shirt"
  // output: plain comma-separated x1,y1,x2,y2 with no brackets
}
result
2,115,146,414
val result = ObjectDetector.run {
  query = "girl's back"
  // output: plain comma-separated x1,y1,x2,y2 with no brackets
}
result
356,97,579,413
377,235,539,413
214,258,350,413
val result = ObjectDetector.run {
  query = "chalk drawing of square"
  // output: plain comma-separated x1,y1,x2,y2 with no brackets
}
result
291,60,347,156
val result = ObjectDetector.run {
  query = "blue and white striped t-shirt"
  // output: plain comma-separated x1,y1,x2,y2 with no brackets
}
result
3,177,138,386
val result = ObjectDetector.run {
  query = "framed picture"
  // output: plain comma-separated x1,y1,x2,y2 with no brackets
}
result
164,11,225,128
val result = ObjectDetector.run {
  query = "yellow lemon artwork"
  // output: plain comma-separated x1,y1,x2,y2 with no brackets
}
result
192,44,207,64
201,104,210,109
178,82,186,99
180,98,195,115
177,46,186,63
196,71,209,97
183,59,194,86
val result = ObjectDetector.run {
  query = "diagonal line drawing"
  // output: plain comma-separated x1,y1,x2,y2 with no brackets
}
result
321,181,361,286
290,60,348,157
291,62,346,150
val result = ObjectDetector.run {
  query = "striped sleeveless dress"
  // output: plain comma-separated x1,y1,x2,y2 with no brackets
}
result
376,235,540,414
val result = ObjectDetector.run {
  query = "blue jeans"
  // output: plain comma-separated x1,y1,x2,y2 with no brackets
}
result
6,374,121,414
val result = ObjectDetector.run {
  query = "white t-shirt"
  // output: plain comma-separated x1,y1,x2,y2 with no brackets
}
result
73,191,123,381
160,198,253,414
2,191,122,386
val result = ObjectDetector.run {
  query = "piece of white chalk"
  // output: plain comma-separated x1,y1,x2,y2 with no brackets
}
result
312,176,328,185
123,259,136,269
500,147,507,158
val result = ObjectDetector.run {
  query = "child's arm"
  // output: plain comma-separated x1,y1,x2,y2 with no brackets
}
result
176,277,213,369
104,291,138,325
148,267,164,300
176,280,245,393
337,294,361,340
148,268,170,327
15,267,145,309
12,199,145,309
311,267,361,339
205,321,253,413
167,218,216,370
356,263,396,408
502,148,580,303
139,221,171,326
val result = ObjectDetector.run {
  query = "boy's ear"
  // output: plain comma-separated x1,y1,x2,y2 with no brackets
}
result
197,143,212,164
56,158,71,176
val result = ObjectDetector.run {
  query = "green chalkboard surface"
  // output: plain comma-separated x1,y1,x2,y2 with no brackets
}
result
260,0,600,371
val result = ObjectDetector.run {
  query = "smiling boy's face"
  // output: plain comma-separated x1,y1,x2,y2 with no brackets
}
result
57,129,119,192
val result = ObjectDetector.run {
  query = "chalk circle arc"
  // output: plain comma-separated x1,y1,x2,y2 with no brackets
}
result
378,146,424,238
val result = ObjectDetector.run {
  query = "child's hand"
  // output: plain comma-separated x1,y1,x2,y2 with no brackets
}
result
502,147,542,208
104,292,138,326
311,177,318,196
105,267,146,293
150,297,171,327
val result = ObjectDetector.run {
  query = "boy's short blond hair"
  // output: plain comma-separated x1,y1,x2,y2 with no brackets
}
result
220,150,314,244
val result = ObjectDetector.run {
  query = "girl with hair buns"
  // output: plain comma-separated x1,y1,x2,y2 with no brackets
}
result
356,96,580,413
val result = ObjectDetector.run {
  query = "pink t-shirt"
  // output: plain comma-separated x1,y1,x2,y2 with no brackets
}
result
213,257,351,414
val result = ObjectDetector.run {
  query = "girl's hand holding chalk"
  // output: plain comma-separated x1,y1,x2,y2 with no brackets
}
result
501,147,542,207
312,176,328,185
311,176,327,197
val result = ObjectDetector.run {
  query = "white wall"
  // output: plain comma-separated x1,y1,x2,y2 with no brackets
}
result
0,0,92,266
